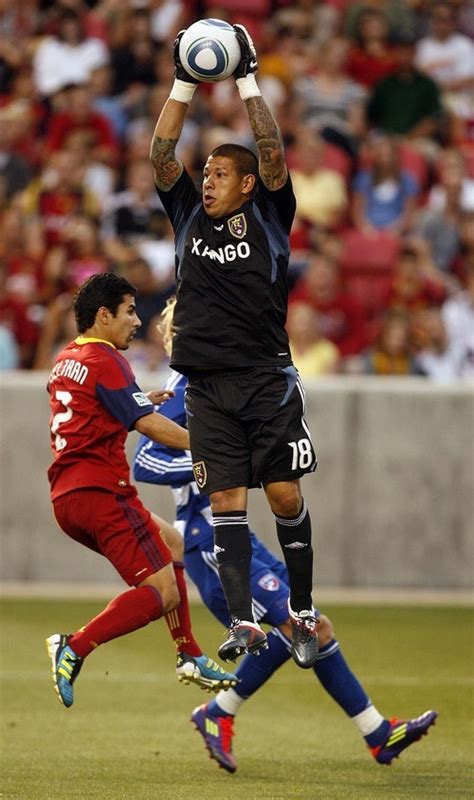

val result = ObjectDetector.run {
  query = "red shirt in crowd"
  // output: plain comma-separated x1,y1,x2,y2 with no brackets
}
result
290,284,367,356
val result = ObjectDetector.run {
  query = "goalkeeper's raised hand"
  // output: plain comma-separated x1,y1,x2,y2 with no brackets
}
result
169,30,199,105
233,24,258,80
232,24,261,101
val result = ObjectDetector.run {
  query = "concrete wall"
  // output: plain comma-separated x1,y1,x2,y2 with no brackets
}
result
1,372,472,588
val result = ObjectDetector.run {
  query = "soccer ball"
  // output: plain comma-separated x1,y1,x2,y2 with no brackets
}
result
179,19,241,83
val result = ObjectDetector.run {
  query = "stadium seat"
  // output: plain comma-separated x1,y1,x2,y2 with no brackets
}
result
339,229,399,319
320,143,353,181
340,229,400,271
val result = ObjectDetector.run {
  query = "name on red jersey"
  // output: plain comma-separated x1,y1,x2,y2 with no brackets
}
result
49,358,89,386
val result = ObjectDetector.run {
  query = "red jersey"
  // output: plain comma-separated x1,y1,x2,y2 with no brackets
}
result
47,337,154,500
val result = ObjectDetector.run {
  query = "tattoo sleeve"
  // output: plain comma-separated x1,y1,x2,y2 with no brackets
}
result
245,96,288,191
150,135,183,191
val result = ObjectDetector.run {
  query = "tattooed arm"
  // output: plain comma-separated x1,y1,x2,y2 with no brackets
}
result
149,98,188,191
245,96,288,192
232,24,288,192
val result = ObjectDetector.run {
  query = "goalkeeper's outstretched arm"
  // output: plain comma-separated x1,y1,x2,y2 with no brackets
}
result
232,23,288,192
150,31,199,191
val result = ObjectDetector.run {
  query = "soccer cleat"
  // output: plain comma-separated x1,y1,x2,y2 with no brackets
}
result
370,710,438,765
176,652,239,693
191,703,237,773
45,633,83,708
217,619,268,662
289,606,320,669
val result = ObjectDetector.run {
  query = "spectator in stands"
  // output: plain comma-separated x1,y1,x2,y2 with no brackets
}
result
293,35,367,162
414,305,470,381
349,309,419,376
64,131,117,213
103,159,167,245
123,256,174,346
367,35,443,156
0,105,32,204
351,131,419,235
33,9,109,98
45,82,119,168
88,64,129,141
0,264,38,368
33,292,77,370
427,149,474,214
290,251,367,357
415,150,474,273
110,8,160,97
289,129,348,230
21,149,101,251
346,8,397,89
42,215,111,299
0,324,19,370
0,206,44,308
415,1,474,123
0,67,47,170
101,158,173,282
383,240,447,315
441,261,474,379
286,301,340,377
451,212,474,286
270,2,340,53
344,1,418,44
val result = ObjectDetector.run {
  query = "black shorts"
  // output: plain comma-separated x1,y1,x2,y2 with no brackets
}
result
185,366,317,495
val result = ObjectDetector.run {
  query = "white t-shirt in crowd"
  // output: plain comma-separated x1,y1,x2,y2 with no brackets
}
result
33,36,109,96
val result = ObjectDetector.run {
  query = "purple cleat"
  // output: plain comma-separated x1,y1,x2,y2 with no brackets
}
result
191,703,237,773
370,710,438,765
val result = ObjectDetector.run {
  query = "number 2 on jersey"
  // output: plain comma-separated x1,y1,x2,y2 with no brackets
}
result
51,390,73,451
288,438,313,470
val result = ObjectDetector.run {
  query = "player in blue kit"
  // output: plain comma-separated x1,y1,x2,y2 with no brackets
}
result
132,313,437,772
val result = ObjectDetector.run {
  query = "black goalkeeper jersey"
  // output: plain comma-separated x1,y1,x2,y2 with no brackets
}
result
157,168,296,376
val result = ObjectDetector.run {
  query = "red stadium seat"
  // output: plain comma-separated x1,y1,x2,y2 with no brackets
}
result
340,229,400,271
339,229,399,318
320,143,353,181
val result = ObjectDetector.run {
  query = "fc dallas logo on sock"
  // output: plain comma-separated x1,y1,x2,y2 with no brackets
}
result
192,460,207,488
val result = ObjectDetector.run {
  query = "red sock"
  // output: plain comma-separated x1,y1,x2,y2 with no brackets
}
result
165,562,201,657
69,585,163,659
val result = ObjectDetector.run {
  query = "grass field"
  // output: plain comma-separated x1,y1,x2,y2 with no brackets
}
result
0,599,472,800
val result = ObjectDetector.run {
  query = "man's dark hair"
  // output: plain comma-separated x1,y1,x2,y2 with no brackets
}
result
210,144,259,180
73,273,137,333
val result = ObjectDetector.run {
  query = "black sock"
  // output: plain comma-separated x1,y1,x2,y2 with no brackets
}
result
275,500,313,613
213,511,253,622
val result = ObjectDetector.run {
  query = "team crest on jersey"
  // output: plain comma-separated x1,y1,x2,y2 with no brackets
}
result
192,461,207,489
227,213,247,239
258,573,280,592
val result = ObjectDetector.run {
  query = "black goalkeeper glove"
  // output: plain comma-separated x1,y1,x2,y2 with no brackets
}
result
233,23,258,80
173,30,200,84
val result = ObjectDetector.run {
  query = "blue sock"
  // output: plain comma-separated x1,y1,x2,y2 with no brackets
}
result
207,630,290,717
313,640,369,716
313,639,390,746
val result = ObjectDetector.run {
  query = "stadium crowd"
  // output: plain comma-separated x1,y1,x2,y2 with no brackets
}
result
1,0,473,380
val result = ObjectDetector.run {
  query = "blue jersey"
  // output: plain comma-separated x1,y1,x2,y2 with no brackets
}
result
133,370,290,628
134,370,214,553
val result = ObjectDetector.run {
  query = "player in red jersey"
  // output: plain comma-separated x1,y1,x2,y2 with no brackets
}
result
45,272,238,708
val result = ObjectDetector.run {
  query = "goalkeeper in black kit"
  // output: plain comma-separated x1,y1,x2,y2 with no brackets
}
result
149,23,319,668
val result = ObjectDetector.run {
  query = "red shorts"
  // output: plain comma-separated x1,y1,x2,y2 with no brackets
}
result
52,489,172,586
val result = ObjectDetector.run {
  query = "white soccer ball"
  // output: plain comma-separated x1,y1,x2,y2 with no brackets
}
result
179,19,241,83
